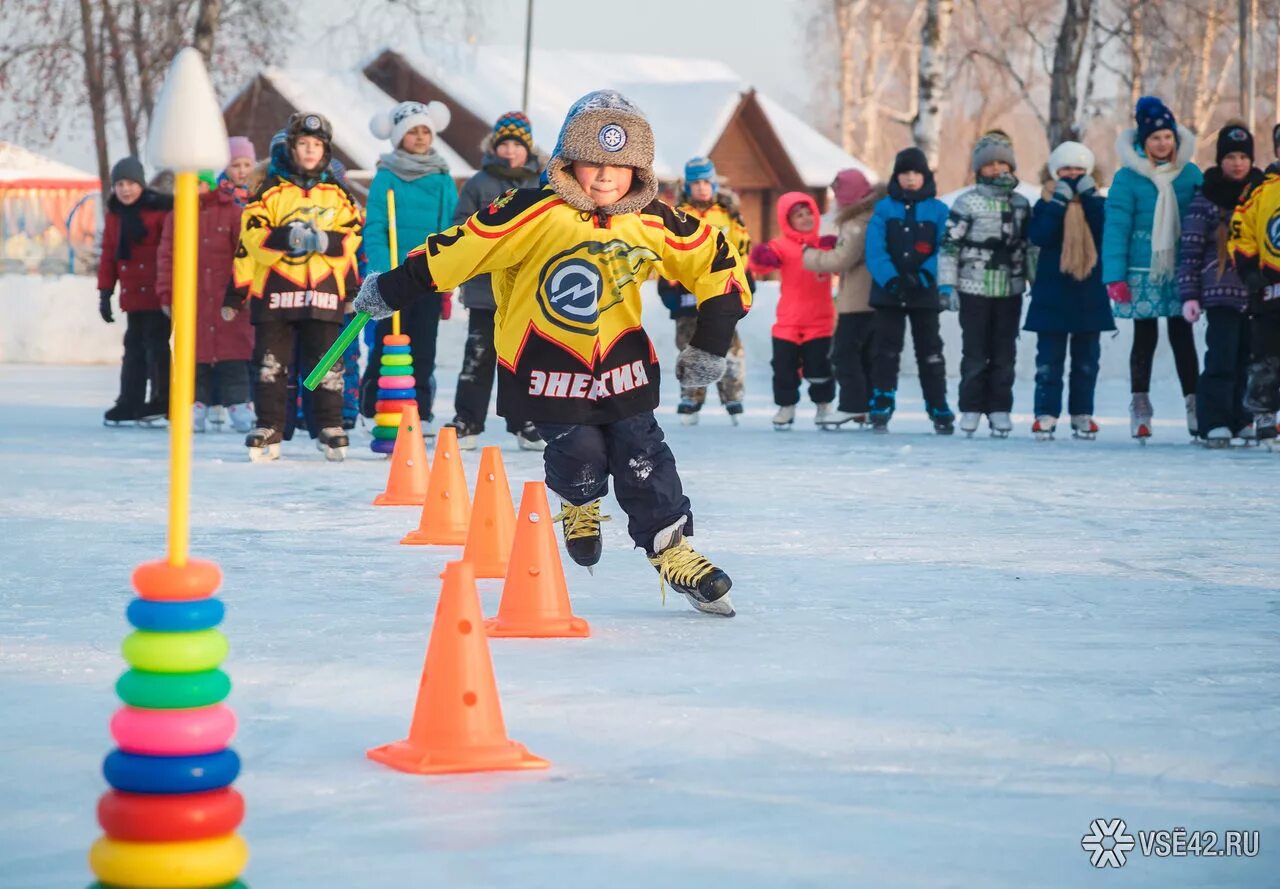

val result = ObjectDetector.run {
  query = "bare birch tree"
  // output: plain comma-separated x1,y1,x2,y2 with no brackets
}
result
912,0,954,166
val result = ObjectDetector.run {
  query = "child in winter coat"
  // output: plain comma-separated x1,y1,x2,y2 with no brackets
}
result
158,145,255,434
446,111,545,450
223,112,363,462
749,192,836,430
1229,123,1280,447
1178,121,1265,445
354,90,752,617
219,137,256,204
98,156,175,426
1103,96,1203,440
802,169,886,428
940,130,1031,437
1024,142,1114,440
360,101,459,431
865,147,955,433
659,156,751,425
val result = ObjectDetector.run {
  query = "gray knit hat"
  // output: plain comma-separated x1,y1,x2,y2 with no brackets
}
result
971,129,1017,174
111,156,146,186
544,90,658,215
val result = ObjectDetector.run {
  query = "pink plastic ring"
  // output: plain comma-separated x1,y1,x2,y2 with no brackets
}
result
377,375,415,389
110,704,236,756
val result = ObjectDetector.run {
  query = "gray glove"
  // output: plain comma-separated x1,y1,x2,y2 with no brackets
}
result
675,346,726,387
353,271,394,319
286,220,328,256
1076,174,1097,196
1052,178,1076,204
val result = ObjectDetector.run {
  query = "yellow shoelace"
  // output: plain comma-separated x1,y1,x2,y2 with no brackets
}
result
648,540,715,606
552,500,610,541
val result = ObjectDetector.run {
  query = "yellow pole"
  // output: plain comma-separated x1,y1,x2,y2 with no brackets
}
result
167,171,198,567
388,189,400,337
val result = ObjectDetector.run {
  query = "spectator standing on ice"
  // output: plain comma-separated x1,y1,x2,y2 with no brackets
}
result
749,192,836,430
1024,141,1113,441
1102,96,1203,441
940,130,1031,439
445,111,545,451
360,101,459,433
659,156,751,426
801,168,886,428
864,147,955,434
98,156,175,427
1178,121,1264,446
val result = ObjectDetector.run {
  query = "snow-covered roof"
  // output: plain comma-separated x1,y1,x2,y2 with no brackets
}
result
392,44,868,187
0,142,99,188
259,68,475,177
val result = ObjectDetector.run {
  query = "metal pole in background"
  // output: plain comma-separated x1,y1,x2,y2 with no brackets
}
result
1247,0,1258,133
521,0,534,112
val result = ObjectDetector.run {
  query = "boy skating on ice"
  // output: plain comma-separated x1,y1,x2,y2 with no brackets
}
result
658,156,751,425
223,112,363,462
355,91,751,616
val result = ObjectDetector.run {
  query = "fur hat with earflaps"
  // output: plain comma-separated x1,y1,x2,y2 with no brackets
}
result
544,90,658,215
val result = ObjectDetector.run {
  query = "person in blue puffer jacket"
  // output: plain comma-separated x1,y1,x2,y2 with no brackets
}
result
1102,96,1202,441
359,100,459,429
865,146,955,433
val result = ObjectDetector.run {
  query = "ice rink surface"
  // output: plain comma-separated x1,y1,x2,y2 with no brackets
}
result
2,361,1277,888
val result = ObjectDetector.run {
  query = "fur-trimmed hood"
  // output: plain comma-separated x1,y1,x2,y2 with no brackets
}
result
1115,125,1197,181
836,182,887,226
543,90,659,215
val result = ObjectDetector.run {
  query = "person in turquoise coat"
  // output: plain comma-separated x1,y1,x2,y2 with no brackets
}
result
359,100,459,429
1102,96,1203,440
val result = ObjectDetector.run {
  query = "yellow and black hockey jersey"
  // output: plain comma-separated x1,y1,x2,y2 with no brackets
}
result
225,172,363,324
1231,169,1280,311
383,186,751,424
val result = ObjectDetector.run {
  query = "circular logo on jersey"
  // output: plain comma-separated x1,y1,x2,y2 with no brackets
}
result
598,124,627,152
304,115,322,131
545,258,602,325
1267,209,1280,253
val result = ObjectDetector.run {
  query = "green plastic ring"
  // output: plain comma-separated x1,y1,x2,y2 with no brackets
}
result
380,354,413,367
115,668,231,709
122,629,228,673
379,365,414,376
371,425,398,441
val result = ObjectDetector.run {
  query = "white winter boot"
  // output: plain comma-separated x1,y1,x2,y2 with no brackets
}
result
959,412,982,437
227,402,255,434
772,405,796,431
988,411,1013,437
192,402,208,434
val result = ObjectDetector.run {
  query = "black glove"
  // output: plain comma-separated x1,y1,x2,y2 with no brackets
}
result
99,289,114,323
1242,266,1269,295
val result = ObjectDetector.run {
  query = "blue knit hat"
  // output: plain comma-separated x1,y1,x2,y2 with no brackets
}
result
1135,96,1178,149
683,156,718,197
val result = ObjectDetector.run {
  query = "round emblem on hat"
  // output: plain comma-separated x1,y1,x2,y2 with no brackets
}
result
1229,128,1249,141
599,124,627,153
304,115,321,131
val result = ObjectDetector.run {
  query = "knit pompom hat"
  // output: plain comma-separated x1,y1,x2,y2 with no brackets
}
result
370,101,451,148
972,129,1016,173
831,168,872,208
1216,119,1254,164
491,111,533,152
544,90,657,215
227,136,255,163
1135,96,1178,148
1047,141,1095,177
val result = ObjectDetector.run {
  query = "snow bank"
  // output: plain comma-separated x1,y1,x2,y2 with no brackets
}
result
0,275,122,364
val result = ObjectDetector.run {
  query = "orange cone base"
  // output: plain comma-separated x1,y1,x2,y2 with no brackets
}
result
400,528,468,546
484,614,590,639
374,491,427,507
367,738,549,774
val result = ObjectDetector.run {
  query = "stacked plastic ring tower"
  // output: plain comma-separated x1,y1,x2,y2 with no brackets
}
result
90,559,248,889
372,333,416,455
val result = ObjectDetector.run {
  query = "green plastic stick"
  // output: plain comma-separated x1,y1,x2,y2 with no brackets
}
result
303,310,370,391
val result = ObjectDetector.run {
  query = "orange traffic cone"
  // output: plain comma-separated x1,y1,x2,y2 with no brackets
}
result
462,447,517,578
367,560,549,774
485,482,590,638
402,426,471,546
373,403,429,507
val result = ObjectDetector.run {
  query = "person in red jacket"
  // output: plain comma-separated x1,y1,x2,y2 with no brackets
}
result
157,166,255,434
748,192,836,429
98,156,174,426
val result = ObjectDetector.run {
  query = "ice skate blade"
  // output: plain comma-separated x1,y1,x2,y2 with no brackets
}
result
685,591,734,617
772,423,793,432
727,413,740,426
248,444,280,463
516,435,547,452
457,434,478,451
138,417,168,429
680,412,699,426
1071,432,1095,440
321,445,348,462
1034,432,1055,441
990,430,1010,439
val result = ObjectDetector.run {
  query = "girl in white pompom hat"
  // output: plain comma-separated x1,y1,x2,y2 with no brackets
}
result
359,100,459,432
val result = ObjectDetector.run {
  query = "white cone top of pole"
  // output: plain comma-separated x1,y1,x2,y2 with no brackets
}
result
147,47,230,172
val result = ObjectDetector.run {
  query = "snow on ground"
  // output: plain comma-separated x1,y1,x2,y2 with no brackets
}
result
2,355,1278,889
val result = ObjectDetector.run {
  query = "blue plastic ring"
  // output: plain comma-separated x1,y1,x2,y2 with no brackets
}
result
103,748,240,794
127,597,226,633
378,388,416,400
382,345,412,355
370,439,396,454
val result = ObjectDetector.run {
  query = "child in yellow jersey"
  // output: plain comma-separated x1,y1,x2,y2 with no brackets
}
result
355,91,751,616
658,156,752,425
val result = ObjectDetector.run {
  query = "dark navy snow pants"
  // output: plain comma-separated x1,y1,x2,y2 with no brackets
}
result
1033,331,1101,418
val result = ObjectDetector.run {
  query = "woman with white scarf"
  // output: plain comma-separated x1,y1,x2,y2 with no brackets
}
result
1102,96,1203,441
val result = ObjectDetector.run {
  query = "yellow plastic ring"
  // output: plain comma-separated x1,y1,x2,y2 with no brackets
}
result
374,412,403,429
381,353,413,366
122,629,228,673
89,833,248,888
